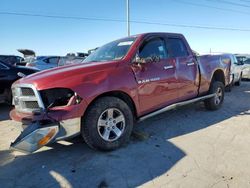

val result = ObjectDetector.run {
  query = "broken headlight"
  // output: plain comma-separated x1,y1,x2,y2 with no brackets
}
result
40,88,81,109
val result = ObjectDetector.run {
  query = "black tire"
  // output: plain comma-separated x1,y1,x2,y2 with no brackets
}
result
204,81,225,111
81,96,134,151
235,74,241,86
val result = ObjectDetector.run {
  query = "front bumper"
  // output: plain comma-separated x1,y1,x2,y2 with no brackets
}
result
10,83,88,153
10,117,81,153
10,121,59,153
10,107,83,153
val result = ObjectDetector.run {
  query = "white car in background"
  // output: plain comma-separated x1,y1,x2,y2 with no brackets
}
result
18,49,60,70
242,58,250,79
225,54,243,91
236,55,250,79
229,54,243,85
26,56,60,70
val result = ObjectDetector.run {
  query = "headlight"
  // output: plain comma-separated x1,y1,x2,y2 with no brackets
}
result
10,122,59,153
40,88,81,109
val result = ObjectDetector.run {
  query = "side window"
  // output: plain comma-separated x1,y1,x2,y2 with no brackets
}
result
167,38,189,58
139,38,167,59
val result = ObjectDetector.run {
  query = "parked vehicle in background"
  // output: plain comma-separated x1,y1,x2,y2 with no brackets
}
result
88,47,98,54
225,54,243,91
17,49,36,65
236,55,250,79
26,56,61,70
10,32,230,153
0,60,39,104
242,58,250,79
76,52,89,58
0,55,25,66
58,56,85,66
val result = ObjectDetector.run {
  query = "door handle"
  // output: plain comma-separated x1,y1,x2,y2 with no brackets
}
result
164,65,174,70
187,62,195,66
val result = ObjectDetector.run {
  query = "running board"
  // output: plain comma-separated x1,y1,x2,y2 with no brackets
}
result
138,93,216,122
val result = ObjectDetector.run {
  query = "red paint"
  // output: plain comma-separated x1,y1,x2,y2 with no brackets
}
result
10,33,230,124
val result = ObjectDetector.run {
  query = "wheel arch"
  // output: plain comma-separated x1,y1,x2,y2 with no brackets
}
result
211,69,226,85
82,90,138,120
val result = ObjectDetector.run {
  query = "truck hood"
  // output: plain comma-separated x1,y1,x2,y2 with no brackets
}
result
14,61,119,90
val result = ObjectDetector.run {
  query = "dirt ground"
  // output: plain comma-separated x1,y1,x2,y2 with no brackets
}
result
0,82,250,188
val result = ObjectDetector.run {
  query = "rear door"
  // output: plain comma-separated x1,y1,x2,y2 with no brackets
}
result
132,36,178,114
166,37,199,101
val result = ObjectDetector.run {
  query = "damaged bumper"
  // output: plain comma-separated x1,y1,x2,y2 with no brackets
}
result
10,83,87,153
10,121,59,153
10,117,81,153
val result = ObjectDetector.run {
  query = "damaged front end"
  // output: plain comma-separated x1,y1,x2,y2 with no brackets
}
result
10,84,85,153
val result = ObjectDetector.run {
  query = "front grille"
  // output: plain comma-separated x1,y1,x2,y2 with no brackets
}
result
24,101,39,109
12,84,44,113
21,88,35,96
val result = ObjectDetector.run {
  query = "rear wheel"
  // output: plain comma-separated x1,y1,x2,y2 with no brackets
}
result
81,96,134,151
204,81,225,110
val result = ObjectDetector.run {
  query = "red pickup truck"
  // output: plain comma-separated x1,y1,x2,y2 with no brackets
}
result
10,32,230,153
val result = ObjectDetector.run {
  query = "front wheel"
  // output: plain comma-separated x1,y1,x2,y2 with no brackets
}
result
204,81,225,111
81,96,134,151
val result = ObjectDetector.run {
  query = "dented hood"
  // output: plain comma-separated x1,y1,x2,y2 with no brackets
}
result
13,60,119,90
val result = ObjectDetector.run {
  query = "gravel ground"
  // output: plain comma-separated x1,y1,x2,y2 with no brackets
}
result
0,82,250,188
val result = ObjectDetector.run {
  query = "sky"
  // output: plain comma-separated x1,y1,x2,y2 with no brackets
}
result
1,0,250,56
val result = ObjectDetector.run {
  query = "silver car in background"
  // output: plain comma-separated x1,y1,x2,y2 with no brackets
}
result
228,54,243,86
236,55,250,79
58,56,85,66
242,59,250,79
26,56,60,70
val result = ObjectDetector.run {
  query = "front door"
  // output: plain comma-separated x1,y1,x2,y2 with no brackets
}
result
131,37,179,114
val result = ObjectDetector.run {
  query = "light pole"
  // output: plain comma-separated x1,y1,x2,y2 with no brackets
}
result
127,0,130,36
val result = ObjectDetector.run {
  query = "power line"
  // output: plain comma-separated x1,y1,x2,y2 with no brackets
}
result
0,11,125,22
1,11,250,32
207,0,250,8
240,0,250,3
173,0,250,15
131,20,250,32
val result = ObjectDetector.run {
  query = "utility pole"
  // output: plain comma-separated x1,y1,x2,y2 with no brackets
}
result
127,0,130,36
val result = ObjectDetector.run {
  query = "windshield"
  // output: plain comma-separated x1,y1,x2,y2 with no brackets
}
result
84,37,137,63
